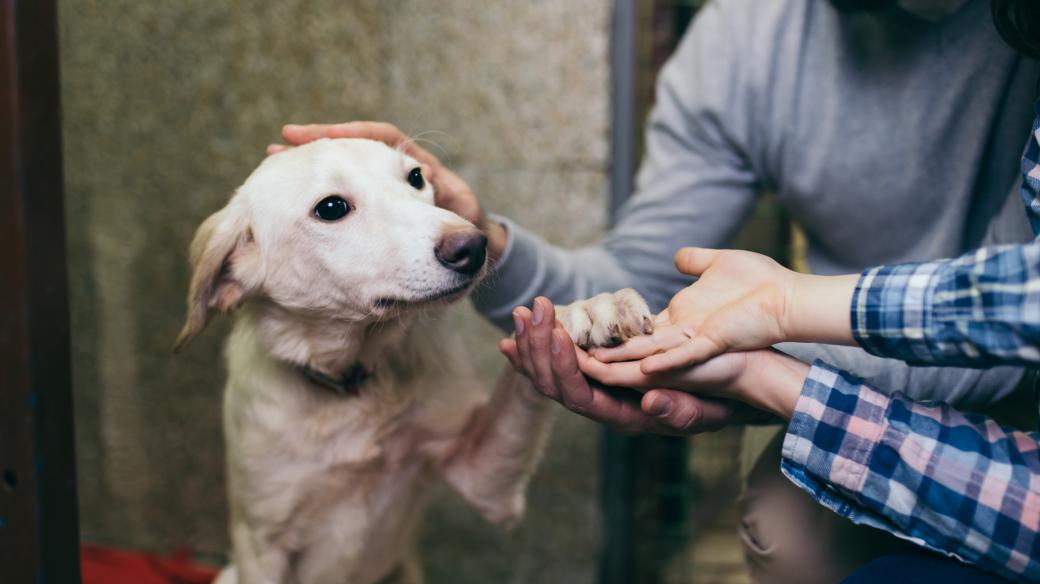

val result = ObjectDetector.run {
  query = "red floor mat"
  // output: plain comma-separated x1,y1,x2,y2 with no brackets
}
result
81,543,220,584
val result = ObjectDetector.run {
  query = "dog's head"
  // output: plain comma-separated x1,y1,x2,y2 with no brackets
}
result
174,138,487,350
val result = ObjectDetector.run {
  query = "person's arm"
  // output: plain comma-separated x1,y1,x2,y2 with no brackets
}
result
850,244,1040,367
591,247,1033,407
781,360,1040,583
580,349,1040,581
1019,110,1040,235
472,1,761,328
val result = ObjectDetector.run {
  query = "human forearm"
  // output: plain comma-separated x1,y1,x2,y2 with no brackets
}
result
731,351,809,420
781,361,1040,582
784,273,858,345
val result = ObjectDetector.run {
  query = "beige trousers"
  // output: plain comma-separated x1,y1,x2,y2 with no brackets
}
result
736,428,909,584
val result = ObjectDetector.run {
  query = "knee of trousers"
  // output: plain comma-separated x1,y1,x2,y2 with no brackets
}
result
737,431,908,584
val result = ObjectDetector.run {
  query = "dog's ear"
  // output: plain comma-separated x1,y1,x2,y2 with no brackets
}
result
174,201,260,351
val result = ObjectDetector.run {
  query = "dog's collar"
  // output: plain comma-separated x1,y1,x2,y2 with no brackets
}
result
299,363,371,396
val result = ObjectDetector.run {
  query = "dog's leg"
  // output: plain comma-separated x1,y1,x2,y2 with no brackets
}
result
437,288,653,525
229,520,290,584
436,367,554,525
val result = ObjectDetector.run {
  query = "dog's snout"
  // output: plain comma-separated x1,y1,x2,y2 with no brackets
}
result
435,230,488,276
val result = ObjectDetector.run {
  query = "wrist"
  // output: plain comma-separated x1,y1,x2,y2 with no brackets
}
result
735,351,810,420
482,217,509,265
784,273,857,346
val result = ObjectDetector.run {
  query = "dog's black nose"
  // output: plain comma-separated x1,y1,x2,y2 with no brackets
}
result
436,230,488,276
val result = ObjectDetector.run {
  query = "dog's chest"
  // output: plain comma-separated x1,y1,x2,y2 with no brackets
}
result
269,410,441,583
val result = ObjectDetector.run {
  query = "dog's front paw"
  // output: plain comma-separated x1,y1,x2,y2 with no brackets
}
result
555,288,653,349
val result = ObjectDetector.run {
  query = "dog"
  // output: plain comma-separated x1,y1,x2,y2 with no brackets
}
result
175,137,653,584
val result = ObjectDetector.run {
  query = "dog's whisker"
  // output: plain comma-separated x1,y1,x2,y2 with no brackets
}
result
396,130,455,160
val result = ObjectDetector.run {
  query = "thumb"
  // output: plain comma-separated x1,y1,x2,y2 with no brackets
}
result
674,247,721,277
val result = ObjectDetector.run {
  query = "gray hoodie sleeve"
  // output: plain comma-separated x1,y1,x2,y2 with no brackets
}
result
473,3,759,325
470,2,1027,408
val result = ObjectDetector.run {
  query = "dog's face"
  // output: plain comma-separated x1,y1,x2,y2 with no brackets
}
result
175,138,487,348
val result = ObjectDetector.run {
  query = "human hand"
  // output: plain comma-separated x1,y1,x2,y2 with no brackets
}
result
268,121,507,261
580,346,809,421
593,248,856,373
500,297,771,435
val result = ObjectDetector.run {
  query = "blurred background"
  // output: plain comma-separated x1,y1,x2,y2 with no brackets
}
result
58,1,789,582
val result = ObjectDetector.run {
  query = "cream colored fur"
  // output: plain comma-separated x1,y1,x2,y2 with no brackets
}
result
177,138,652,584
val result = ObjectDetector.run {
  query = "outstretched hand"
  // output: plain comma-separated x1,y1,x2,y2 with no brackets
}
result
592,247,856,374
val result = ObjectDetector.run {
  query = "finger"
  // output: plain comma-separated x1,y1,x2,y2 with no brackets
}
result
589,324,688,363
266,143,289,156
512,308,531,371
515,307,554,398
588,335,661,362
548,328,596,412
498,338,521,371
282,122,437,165
578,355,654,389
581,385,657,435
673,247,722,277
527,297,558,396
282,122,402,146
640,335,723,374
641,389,735,434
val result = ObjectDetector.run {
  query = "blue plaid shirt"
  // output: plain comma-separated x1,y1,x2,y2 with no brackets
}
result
780,112,1040,582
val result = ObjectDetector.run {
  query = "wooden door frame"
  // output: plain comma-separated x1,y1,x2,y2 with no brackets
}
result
0,1,82,582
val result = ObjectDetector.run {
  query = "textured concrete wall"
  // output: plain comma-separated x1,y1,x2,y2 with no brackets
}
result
60,1,609,581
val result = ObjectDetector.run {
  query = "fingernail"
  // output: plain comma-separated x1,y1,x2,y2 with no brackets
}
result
647,394,673,416
551,333,560,354
532,301,544,326
513,311,525,335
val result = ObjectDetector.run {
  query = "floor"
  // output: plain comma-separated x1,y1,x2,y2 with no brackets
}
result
663,427,756,584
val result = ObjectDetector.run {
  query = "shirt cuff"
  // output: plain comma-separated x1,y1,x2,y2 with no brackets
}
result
850,261,945,363
781,360,891,499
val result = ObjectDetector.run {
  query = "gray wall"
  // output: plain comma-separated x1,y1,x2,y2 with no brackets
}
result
60,1,610,581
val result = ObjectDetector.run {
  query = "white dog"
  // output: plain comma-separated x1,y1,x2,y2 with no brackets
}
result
176,138,653,584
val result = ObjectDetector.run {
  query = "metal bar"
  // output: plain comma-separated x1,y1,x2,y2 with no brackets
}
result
609,0,638,220
600,1,639,583
0,0,82,582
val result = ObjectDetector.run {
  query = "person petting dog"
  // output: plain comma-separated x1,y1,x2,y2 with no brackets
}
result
273,0,1039,581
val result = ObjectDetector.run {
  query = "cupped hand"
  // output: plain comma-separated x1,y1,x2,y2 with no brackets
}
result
500,297,769,435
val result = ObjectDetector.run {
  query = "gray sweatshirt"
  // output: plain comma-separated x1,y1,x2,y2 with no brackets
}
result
473,0,1040,407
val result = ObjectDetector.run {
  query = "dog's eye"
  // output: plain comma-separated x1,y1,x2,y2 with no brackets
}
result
314,196,351,221
407,167,425,190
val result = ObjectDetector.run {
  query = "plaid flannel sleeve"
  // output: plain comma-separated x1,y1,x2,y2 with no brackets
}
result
781,361,1040,582
851,243,1040,367
1020,110,1040,235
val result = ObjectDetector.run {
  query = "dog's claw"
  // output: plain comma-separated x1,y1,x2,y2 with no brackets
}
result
642,316,654,335
557,288,654,349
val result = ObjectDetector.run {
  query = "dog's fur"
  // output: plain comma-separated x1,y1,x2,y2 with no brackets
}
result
177,138,652,584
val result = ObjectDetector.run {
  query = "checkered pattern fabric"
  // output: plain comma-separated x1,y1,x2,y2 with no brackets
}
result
1022,111,1040,235
851,244,1040,367
782,361,1040,583
778,113,1040,581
